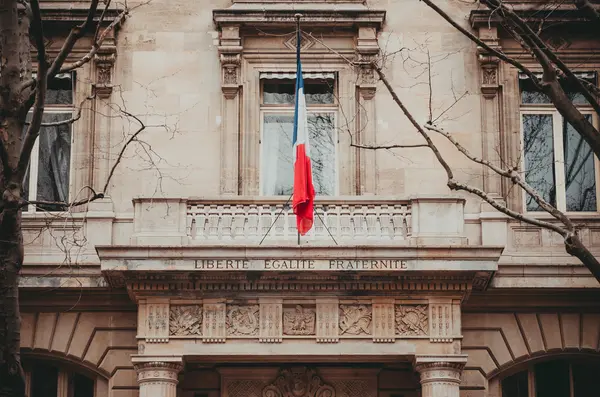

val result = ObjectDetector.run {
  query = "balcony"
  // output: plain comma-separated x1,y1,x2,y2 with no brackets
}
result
130,196,468,246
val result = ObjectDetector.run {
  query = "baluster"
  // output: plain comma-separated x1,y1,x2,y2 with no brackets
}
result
259,204,272,241
247,204,259,240
340,204,351,240
379,204,392,240
274,204,285,238
196,205,208,240
186,205,194,240
405,204,412,237
220,204,233,240
392,204,405,240
365,204,377,240
207,204,220,240
231,205,245,239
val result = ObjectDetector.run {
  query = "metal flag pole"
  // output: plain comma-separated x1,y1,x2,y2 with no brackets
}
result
296,13,302,247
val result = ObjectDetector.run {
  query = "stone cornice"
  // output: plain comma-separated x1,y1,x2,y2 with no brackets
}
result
213,8,386,29
39,5,123,28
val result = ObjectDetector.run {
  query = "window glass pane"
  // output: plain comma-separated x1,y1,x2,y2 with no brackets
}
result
262,79,334,105
564,115,597,211
520,75,597,105
502,370,529,397
31,363,58,397
47,73,73,105
36,113,72,210
523,114,556,210
535,360,570,397
572,361,600,397
262,112,335,196
71,373,95,397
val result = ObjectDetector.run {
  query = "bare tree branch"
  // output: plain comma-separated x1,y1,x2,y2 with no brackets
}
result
351,143,429,150
15,0,48,188
47,0,99,78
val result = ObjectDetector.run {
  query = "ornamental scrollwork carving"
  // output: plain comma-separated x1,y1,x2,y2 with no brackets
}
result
395,305,428,336
262,367,335,397
339,304,372,336
227,304,259,336
283,305,316,335
169,305,203,336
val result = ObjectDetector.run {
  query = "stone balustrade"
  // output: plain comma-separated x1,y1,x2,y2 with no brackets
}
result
186,197,411,244
129,196,467,246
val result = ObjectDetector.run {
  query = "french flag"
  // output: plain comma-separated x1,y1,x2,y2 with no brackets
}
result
292,30,315,236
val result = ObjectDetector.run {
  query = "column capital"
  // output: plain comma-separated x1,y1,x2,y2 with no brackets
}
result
413,355,467,384
132,356,183,385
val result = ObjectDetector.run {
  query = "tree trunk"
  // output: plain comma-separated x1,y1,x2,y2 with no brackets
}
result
565,233,600,283
0,209,25,397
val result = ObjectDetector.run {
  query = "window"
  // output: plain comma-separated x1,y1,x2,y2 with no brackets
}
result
501,359,600,397
520,73,599,212
260,73,337,196
27,362,95,397
23,73,74,212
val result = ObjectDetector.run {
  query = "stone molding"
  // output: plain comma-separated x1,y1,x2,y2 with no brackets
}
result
94,43,117,98
413,355,467,397
134,361,183,383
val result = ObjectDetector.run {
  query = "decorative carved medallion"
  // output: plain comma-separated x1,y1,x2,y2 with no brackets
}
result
169,305,203,336
283,305,316,335
284,32,315,51
263,367,335,397
339,304,372,336
395,305,428,336
481,67,497,86
227,304,260,336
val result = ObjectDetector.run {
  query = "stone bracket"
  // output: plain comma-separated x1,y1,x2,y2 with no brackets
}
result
93,41,117,99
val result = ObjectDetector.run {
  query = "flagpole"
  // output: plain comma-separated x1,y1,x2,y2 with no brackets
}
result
296,13,302,247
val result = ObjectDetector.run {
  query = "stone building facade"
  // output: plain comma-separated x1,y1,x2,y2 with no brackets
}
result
20,1,600,397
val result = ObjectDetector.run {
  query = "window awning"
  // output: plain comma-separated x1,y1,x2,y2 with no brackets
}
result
260,72,335,80
519,72,596,79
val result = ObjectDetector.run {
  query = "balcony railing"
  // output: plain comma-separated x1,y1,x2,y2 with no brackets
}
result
186,198,411,244
130,196,466,246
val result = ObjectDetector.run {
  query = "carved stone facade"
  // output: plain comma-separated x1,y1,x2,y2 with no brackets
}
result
169,305,202,336
263,368,335,397
283,305,316,336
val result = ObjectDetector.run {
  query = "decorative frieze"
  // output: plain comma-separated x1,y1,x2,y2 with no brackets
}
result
263,367,335,397
395,304,428,336
227,304,260,337
169,305,202,336
139,298,459,344
339,304,372,336
283,305,316,336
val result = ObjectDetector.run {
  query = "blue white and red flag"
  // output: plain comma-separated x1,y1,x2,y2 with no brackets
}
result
292,29,315,235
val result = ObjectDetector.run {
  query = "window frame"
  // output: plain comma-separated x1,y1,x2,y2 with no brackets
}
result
24,74,76,213
258,76,340,197
519,105,600,214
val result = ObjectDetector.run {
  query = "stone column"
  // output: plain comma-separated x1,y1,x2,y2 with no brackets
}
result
413,355,467,397
133,357,183,397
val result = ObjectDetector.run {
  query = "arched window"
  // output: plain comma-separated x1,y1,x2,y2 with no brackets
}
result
501,358,600,397
24,361,96,397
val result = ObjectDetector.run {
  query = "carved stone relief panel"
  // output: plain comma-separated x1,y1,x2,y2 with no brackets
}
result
338,304,372,336
283,304,316,336
169,305,202,336
146,302,169,343
262,367,335,397
395,304,428,336
227,304,260,337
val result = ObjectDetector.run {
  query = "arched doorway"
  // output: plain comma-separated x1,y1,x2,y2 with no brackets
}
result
497,354,600,397
22,354,107,397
